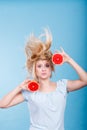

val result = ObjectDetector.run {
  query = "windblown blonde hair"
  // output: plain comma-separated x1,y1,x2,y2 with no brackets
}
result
25,28,54,81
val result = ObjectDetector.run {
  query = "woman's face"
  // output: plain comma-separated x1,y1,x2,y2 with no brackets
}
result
35,60,52,80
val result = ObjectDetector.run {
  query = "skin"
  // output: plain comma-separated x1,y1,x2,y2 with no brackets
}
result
35,60,57,93
0,48,87,108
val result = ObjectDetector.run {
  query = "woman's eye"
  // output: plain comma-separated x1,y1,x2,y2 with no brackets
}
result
37,65,41,68
46,64,50,67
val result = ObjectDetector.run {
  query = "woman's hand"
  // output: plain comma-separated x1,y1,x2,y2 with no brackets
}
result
0,79,31,108
57,47,71,64
18,79,31,91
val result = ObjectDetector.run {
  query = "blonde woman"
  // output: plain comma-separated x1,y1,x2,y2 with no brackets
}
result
0,29,87,130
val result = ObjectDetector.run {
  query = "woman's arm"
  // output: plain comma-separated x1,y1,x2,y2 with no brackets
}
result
67,58,87,91
60,48,87,92
0,80,30,108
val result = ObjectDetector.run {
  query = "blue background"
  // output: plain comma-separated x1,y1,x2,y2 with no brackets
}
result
0,0,87,130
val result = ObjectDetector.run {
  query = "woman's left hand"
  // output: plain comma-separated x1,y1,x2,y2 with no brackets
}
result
57,47,71,64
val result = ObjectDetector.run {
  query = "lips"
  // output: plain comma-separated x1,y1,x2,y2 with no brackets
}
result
41,73,47,75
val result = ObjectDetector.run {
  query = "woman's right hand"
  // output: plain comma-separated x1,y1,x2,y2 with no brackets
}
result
0,79,31,108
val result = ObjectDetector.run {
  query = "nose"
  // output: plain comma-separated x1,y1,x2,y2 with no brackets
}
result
42,66,46,71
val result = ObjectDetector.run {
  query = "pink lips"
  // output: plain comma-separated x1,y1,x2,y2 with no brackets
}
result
41,73,46,75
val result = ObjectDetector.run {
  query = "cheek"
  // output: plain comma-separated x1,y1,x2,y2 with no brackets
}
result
35,67,41,75
47,67,52,75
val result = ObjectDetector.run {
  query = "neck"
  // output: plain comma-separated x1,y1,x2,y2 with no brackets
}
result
38,78,51,90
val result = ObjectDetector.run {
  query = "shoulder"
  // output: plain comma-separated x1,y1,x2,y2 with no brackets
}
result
57,79,68,86
21,89,30,101
56,79,68,96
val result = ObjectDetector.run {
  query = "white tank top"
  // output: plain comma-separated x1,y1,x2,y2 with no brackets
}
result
22,79,68,130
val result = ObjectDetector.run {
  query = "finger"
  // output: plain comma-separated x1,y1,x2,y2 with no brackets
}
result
22,80,30,86
54,50,58,52
60,46,64,52
54,50,59,53
24,79,31,83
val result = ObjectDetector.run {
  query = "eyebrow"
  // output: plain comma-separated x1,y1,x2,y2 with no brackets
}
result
36,62,50,65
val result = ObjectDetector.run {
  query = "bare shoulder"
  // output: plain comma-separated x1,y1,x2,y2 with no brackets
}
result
50,81,57,90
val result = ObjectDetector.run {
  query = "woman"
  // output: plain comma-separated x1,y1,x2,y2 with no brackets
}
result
0,29,87,130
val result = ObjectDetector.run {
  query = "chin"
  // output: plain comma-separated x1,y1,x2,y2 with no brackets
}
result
40,75,50,80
